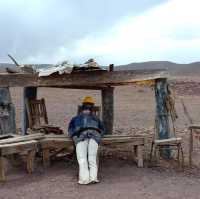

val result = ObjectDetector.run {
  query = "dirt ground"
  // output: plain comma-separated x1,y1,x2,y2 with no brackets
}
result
2,75,200,199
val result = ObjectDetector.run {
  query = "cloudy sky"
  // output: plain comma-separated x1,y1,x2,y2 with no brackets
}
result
0,0,199,65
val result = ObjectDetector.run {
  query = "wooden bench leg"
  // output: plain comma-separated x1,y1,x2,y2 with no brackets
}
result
150,142,154,163
27,150,36,174
137,145,144,168
43,148,50,168
0,156,6,182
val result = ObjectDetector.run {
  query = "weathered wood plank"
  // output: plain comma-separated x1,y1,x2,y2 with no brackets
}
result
40,136,145,147
0,74,38,87
154,137,182,145
188,125,200,130
0,134,15,139
0,133,44,145
0,140,37,155
51,85,107,90
44,134,146,139
39,69,168,87
0,70,168,87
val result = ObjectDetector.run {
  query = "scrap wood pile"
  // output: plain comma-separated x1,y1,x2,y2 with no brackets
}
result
28,125,64,135
4,55,107,76
71,58,106,73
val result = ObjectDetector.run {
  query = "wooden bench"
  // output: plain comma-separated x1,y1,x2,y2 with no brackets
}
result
40,134,145,168
0,140,37,182
188,124,200,166
26,99,145,167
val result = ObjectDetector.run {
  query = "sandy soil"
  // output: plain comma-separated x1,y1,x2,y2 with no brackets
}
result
1,158,200,199
2,75,200,199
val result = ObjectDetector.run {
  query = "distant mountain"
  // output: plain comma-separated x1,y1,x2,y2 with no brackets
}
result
115,61,200,75
1,61,200,75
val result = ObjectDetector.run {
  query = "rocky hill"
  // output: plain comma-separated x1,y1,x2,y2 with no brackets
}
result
116,61,200,75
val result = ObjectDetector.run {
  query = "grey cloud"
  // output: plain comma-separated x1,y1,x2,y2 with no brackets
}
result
0,0,167,64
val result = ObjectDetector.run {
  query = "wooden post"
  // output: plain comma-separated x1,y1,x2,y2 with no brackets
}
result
0,87,16,135
155,78,171,158
101,87,114,134
21,87,37,135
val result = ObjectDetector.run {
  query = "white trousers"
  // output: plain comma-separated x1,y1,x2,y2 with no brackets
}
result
76,138,99,184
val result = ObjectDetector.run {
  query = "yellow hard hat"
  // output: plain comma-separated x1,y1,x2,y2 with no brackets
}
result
82,96,95,104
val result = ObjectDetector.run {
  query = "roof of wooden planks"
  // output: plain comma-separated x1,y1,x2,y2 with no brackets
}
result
0,69,169,89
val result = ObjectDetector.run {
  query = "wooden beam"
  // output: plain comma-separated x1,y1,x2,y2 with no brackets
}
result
40,135,145,146
101,87,114,134
0,73,37,87
21,87,37,135
0,133,44,145
48,85,107,90
155,78,171,158
0,87,16,135
0,69,168,87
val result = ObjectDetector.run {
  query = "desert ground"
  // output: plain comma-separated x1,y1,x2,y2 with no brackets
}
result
2,75,200,199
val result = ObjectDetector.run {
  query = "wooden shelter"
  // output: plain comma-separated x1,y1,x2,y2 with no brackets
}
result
0,69,170,138
0,68,174,181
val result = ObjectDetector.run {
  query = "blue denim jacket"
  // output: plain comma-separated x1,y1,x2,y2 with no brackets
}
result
68,113,105,144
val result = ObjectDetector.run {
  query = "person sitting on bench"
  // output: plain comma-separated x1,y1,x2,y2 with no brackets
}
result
68,96,105,185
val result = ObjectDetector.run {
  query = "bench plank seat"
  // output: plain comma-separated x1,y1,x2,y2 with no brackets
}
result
154,137,182,145
40,135,145,168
